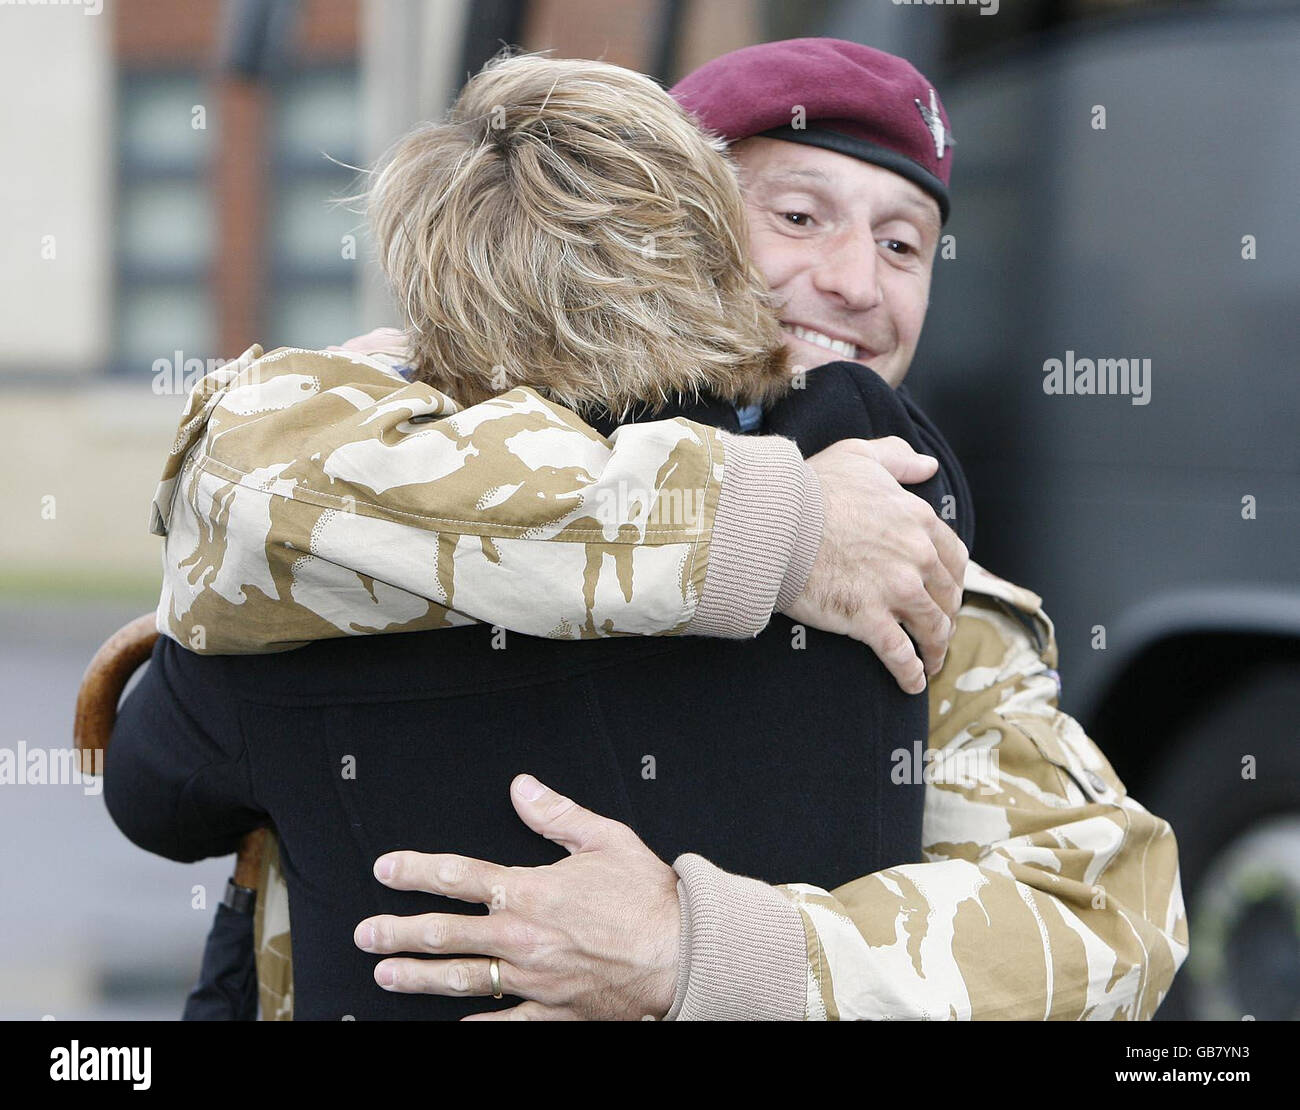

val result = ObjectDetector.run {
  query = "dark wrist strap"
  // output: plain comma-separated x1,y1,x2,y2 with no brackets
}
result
222,877,257,915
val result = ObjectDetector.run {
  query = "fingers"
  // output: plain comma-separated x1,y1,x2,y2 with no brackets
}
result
372,850,510,904
839,435,969,635
371,954,515,997
786,436,971,692
876,495,961,684
930,514,969,599
509,774,629,855
370,953,575,1018
355,910,508,958
894,579,952,677
852,436,939,485
861,619,927,695
914,505,966,656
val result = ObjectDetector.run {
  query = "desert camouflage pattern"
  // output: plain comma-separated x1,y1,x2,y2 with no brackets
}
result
151,345,726,653
252,832,293,1021
155,345,1185,1020
781,563,1188,1019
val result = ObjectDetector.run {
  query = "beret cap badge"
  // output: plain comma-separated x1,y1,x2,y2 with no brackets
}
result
915,88,955,160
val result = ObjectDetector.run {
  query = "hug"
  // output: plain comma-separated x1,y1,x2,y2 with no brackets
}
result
105,43,1185,1021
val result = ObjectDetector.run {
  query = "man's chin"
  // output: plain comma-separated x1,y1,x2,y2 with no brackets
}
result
783,341,894,382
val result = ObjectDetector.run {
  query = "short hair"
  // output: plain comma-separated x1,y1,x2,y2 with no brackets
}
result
368,50,791,419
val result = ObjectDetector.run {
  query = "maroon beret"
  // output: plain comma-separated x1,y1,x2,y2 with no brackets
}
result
671,37,954,223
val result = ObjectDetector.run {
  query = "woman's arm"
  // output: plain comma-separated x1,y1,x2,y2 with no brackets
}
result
103,638,265,863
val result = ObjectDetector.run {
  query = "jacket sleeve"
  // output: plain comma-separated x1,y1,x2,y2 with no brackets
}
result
154,345,822,654
665,570,1189,1021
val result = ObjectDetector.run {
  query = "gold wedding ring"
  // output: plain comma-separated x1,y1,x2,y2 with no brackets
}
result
489,956,503,999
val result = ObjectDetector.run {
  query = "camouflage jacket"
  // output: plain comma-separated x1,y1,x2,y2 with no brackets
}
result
151,345,1187,1020
152,343,805,652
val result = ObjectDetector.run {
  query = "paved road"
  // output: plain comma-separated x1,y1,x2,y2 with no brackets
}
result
0,599,232,1020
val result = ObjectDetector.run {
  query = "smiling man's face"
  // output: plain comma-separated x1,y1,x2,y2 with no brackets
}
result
730,136,941,388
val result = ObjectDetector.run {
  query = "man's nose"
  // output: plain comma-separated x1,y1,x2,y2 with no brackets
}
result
810,230,883,312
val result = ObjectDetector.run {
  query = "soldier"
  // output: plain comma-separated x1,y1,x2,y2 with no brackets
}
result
120,42,1187,1019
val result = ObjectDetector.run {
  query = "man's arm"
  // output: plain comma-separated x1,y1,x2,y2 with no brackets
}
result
157,342,962,690
356,566,1187,1020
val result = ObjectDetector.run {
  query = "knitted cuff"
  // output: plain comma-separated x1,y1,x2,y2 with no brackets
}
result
662,853,808,1021
685,431,825,638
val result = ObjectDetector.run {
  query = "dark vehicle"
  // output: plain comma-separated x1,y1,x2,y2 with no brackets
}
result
911,9,1300,1019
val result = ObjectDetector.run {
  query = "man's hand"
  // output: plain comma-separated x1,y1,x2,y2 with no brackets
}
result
784,437,968,694
354,775,681,1020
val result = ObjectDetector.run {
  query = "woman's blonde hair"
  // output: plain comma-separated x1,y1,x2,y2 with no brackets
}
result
368,50,791,418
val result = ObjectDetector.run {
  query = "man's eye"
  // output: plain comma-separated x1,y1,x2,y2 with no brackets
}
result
782,211,813,227
879,238,914,255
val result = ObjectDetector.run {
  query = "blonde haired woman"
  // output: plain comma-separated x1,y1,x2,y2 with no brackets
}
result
369,50,792,419
108,52,969,1019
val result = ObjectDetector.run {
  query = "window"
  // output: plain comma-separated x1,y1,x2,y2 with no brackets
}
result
267,65,363,350
113,72,216,376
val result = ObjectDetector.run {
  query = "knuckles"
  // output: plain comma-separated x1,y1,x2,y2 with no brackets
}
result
874,622,912,662
435,854,471,888
497,872,536,917
446,962,476,994
502,919,550,964
420,918,451,952
540,793,578,826
887,568,926,607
